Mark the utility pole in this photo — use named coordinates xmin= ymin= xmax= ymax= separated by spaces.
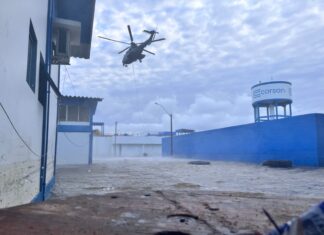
xmin=114 ymin=121 xmax=117 ymax=157
xmin=155 ymin=102 xmax=173 ymax=156
xmin=170 ymin=113 xmax=173 ymax=156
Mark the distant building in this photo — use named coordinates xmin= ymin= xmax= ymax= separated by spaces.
xmin=175 ymin=129 xmax=195 ymax=135
xmin=163 ymin=81 xmax=324 ymax=167
xmin=93 ymin=135 xmax=162 ymax=159
xmin=0 ymin=0 xmax=96 ymax=208
xmin=56 ymin=96 xmax=102 ymax=165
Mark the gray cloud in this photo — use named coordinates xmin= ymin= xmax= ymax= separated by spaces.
xmin=62 ymin=0 xmax=324 ymax=134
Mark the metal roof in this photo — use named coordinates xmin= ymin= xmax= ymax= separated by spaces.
xmin=60 ymin=95 xmax=103 ymax=101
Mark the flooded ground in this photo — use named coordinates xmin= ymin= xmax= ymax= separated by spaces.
xmin=0 ymin=157 xmax=323 ymax=235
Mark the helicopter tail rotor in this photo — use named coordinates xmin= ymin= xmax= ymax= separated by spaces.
xmin=143 ymin=25 xmax=162 ymax=41
xmin=143 ymin=29 xmax=158 ymax=34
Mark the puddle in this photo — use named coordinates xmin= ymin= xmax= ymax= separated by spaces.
xmin=167 ymin=214 xmax=199 ymax=225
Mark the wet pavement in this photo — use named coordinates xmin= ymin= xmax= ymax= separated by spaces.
xmin=53 ymin=157 xmax=324 ymax=199
xmin=0 ymin=157 xmax=323 ymax=235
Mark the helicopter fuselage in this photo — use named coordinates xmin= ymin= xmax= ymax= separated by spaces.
xmin=122 ymin=36 xmax=153 ymax=66
xmin=99 ymin=25 xmax=165 ymax=67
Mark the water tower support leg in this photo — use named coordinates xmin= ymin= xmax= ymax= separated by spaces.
xmin=254 ymin=107 xmax=256 ymax=122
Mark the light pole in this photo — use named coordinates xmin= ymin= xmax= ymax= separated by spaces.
xmin=155 ymin=102 xmax=173 ymax=156
xmin=114 ymin=121 xmax=118 ymax=156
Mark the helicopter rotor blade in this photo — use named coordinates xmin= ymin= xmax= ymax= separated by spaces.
xmin=98 ymin=36 xmax=130 ymax=45
xmin=151 ymin=38 xmax=166 ymax=42
xmin=118 ymin=47 xmax=130 ymax=54
xmin=143 ymin=49 xmax=155 ymax=55
xmin=127 ymin=25 xmax=134 ymax=42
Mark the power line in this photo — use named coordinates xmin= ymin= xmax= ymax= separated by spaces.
xmin=63 ymin=132 xmax=85 ymax=147
xmin=0 ymin=102 xmax=42 ymax=158
xmin=61 ymin=66 xmax=67 ymax=92
xmin=64 ymin=65 xmax=77 ymax=95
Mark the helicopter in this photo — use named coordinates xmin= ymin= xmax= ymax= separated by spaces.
xmin=98 ymin=25 xmax=166 ymax=67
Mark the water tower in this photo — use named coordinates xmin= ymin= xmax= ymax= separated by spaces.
xmin=251 ymin=81 xmax=292 ymax=122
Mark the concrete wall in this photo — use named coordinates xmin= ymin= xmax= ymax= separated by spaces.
xmin=0 ymin=0 xmax=58 ymax=208
xmin=316 ymin=115 xmax=324 ymax=166
xmin=57 ymin=132 xmax=90 ymax=165
xmin=93 ymin=136 xmax=162 ymax=160
xmin=163 ymin=114 xmax=324 ymax=167
xmin=93 ymin=136 xmax=113 ymax=159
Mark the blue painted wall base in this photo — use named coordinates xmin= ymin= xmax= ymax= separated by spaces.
xmin=32 ymin=176 xmax=56 ymax=203
xmin=163 ymin=114 xmax=324 ymax=167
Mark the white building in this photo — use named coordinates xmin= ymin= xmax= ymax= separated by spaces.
xmin=0 ymin=0 xmax=96 ymax=208
xmin=93 ymin=136 xmax=162 ymax=160
xmin=56 ymin=96 xmax=102 ymax=165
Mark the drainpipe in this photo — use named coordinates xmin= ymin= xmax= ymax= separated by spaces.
xmin=53 ymin=65 xmax=60 ymax=176
xmin=40 ymin=0 xmax=54 ymax=200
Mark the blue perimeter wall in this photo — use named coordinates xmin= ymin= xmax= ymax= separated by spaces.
xmin=162 ymin=114 xmax=324 ymax=167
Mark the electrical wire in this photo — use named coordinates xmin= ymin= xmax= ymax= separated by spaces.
xmin=63 ymin=132 xmax=86 ymax=147
xmin=64 ymin=65 xmax=77 ymax=95
xmin=61 ymin=66 xmax=67 ymax=92
xmin=0 ymin=102 xmax=42 ymax=158
xmin=132 ymin=63 xmax=135 ymax=78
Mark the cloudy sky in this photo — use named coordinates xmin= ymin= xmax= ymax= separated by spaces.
xmin=62 ymin=0 xmax=324 ymax=134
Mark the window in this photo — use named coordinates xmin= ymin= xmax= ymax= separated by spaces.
xmin=59 ymin=105 xmax=67 ymax=121
xmin=58 ymin=104 xmax=90 ymax=122
xmin=79 ymin=106 xmax=90 ymax=122
xmin=26 ymin=20 xmax=38 ymax=92
xmin=67 ymin=105 xmax=78 ymax=121
xmin=58 ymin=28 xmax=68 ymax=54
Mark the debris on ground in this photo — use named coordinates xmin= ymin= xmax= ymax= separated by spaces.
xmin=262 ymin=160 xmax=292 ymax=168
xmin=267 ymin=201 xmax=324 ymax=235
xmin=188 ymin=160 xmax=211 ymax=165
xmin=0 ymin=158 xmax=323 ymax=234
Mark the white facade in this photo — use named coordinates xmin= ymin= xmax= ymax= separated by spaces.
xmin=0 ymin=0 xmax=59 ymax=208
xmin=0 ymin=0 xmax=96 ymax=208
xmin=57 ymin=132 xmax=90 ymax=165
xmin=93 ymin=136 xmax=162 ymax=161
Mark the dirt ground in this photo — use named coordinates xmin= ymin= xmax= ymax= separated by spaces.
xmin=0 ymin=157 xmax=323 ymax=235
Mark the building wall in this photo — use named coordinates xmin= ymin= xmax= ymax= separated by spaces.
xmin=57 ymin=132 xmax=90 ymax=165
xmin=0 ymin=0 xmax=58 ymax=208
xmin=93 ymin=136 xmax=113 ymax=159
xmin=163 ymin=114 xmax=324 ymax=167
xmin=93 ymin=136 xmax=162 ymax=160
xmin=316 ymin=115 xmax=324 ymax=166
